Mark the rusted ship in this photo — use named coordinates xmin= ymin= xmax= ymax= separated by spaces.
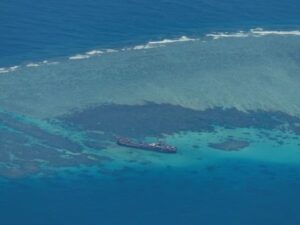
xmin=116 ymin=138 xmax=177 ymax=153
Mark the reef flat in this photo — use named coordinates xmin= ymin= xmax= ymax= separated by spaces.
xmin=1 ymin=35 xmax=300 ymax=119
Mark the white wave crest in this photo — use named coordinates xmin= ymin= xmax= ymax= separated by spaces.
xmin=0 ymin=65 xmax=20 ymax=74
xmin=69 ymin=54 xmax=90 ymax=60
xmin=207 ymin=28 xmax=300 ymax=40
xmin=206 ymin=31 xmax=249 ymax=40
xmin=250 ymin=28 xmax=300 ymax=36
xmin=131 ymin=36 xmax=198 ymax=51
xmin=26 ymin=63 xmax=40 ymax=67
xmin=148 ymin=36 xmax=197 ymax=45
xmin=132 ymin=44 xmax=157 ymax=50
xmin=9 ymin=66 xmax=19 ymax=72
xmin=86 ymin=50 xmax=104 ymax=55
xmin=106 ymin=49 xmax=118 ymax=53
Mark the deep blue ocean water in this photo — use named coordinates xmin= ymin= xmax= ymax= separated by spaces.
xmin=1 ymin=0 xmax=300 ymax=66
xmin=1 ymin=166 xmax=300 ymax=225
xmin=1 ymin=0 xmax=300 ymax=225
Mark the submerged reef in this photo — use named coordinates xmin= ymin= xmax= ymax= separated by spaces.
xmin=208 ymin=139 xmax=250 ymax=151
xmin=1 ymin=102 xmax=300 ymax=178
xmin=61 ymin=102 xmax=300 ymax=138
xmin=0 ymin=111 xmax=111 ymax=178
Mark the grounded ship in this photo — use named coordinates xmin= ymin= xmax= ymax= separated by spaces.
xmin=116 ymin=138 xmax=177 ymax=153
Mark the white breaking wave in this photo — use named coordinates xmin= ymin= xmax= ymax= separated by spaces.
xmin=69 ymin=54 xmax=91 ymax=60
xmin=206 ymin=31 xmax=249 ymax=39
xmin=0 ymin=65 xmax=20 ymax=74
xmin=26 ymin=63 xmax=40 ymax=67
xmin=106 ymin=49 xmax=118 ymax=53
xmin=132 ymin=44 xmax=156 ymax=50
xmin=131 ymin=36 xmax=198 ymax=50
xmin=0 ymin=61 xmax=60 ymax=75
xmin=148 ymin=35 xmax=197 ymax=45
xmin=26 ymin=60 xmax=58 ymax=67
xmin=206 ymin=28 xmax=300 ymax=40
xmin=69 ymin=50 xmax=105 ymax=60
xmin=9 ymin=66 xmax=19 ymax=70
xmin=2 ymin=28 xmax=300 ymax=73
xmin=250 ymin=28 xmax=300 ymax=36
xmin=86 ymin=50 xmax=104 ymax=55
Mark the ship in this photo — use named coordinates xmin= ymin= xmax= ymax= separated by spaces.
xmin=116 ymin=138 xmax=177 ymax=153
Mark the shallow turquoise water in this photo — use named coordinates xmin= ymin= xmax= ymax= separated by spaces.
xmin=1 ymin=130 xmax=300 ymax=225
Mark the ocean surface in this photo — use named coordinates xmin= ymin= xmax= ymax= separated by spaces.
xmin=1 ymin=0 xmax=300 ymax=225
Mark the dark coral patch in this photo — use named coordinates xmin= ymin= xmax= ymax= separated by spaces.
xmin=60 ymin=103 xmax=300 ymax=138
